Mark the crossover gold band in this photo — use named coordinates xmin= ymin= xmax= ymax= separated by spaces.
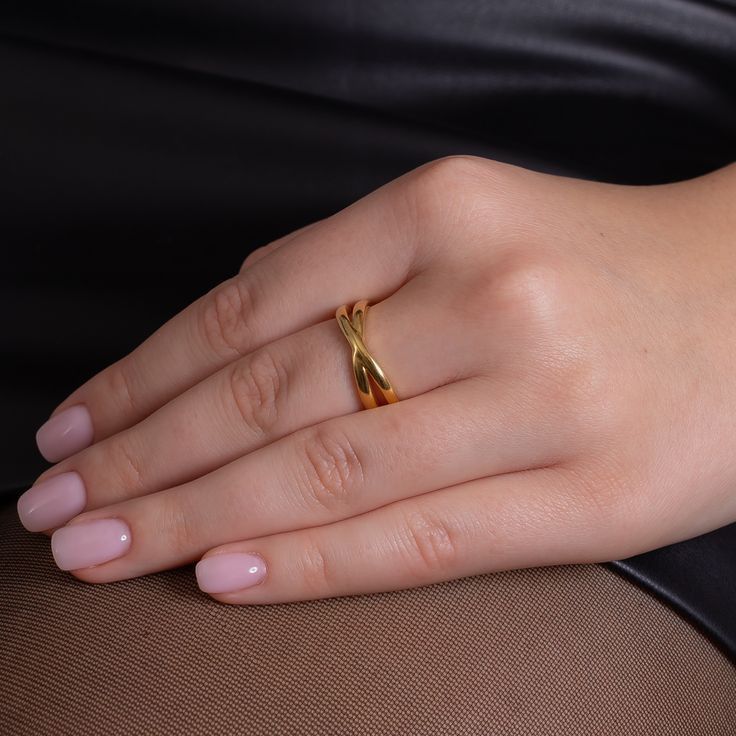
xmin=335 ymin=299 xmax=400 ymax=410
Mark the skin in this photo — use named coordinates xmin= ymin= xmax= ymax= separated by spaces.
xmin=28 ymin=154 xmax=736 ymax=604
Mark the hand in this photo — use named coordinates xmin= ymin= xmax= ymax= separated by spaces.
xmin=17 ymin=155 xmax=736 ymax=604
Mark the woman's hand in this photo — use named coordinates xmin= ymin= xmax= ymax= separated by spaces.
xmin=17 ymin=155 xmax=736 ymax=604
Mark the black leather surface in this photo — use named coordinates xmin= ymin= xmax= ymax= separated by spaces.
xmin=612 ymin=525 xmax=736 ymax=663
xmin=1 ymin=1 xmax=735 ymax=661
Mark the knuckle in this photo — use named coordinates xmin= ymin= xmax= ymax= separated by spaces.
xmin=108 ymin=436 xmax=147 ymax=495
xmin=240 ymin=244 xmax=270 ymax=273
xmin=405 ymin=156 xmax=490 ymax=217
xmin=465 ymin=251 xmax=570 ymax=369
xmin=400 ymin=155 xmax=523 ymax=261
xmin=228 ymin=347 xmax=287 ymax=437
xmin=484 ymin=250 xmax=569 ymax=327
xmin=106 ymin=359 xmax=142 ymax=417
xmin=398 ymin=508 xmax=461 ymax=578
xmin=407 ymin=155 xmax=521 ymax=210
xmin=200 ymin=276 xmax=257 ymax=359
xmin=298 ymin=536 xmax=335 ymax=595
xmin=476 ymin=251 xmax=580 ymax=364
xmin=550 ymin=462 xmax=635 ymax=539
xmin=412 ymin=155 xmax=494 ymax=190
xmin=548 ymin=350 xmax=617 ymax=434
xmin=295 ymin=427 xmax=365 ymax=515
xmin=482 ymin=252 xmax=610 ymax=428
xmin=158 ymin=493 xmax=201 ymax=558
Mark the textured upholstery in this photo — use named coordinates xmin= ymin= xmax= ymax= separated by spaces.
xmin=1 ymin=501 xmax=734 ymax=735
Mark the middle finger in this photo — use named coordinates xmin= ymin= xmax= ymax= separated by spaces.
xmin=50 ymin=370 xmax=570 ymax=582
xmin=21 ymin=272 xmax=478 ymax=532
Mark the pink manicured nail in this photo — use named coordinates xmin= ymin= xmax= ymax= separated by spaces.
xmin=51 ymin=518 xmax=131 ymax=571
xmin=195 ymin=553 xmax=267 ymax=594
xmin=17 ymin=471 xmax=86 ymax=532
xmin=36 ymin=405 xmax=94 ymax=462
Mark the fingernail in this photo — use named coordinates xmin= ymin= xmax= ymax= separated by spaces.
xmin=51 ymin=518 xmax=131 ymax=571
xmin=17 ymin=471 xmax=86 ymax=532
xmin=195 ymin=552 xmax=267 ymax=594
xmin=36 ymin=405 xmax=94 ymax=462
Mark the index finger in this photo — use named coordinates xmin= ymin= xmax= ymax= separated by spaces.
xmin=36 ymin=156 xmax=480 ymax=462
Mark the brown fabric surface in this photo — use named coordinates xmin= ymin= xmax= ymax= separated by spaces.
xmin=0 ymin=501 xmax=734 ymax=736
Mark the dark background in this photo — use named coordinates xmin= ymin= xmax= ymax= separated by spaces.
xmin=2 ymin=1 xmax=735 ymax=490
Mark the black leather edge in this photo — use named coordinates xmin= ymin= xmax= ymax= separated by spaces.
xmin=607 ymin=523 xmax=736 ymax=665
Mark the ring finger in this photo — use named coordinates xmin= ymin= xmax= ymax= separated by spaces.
xmin=20 ymin=270 xmax=485 ymax=532
xmin=49 ymin=372 xmax=574 ymax=583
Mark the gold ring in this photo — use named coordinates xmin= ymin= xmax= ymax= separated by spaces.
xmin=335 ymin=299 xmax=399 ymax=410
